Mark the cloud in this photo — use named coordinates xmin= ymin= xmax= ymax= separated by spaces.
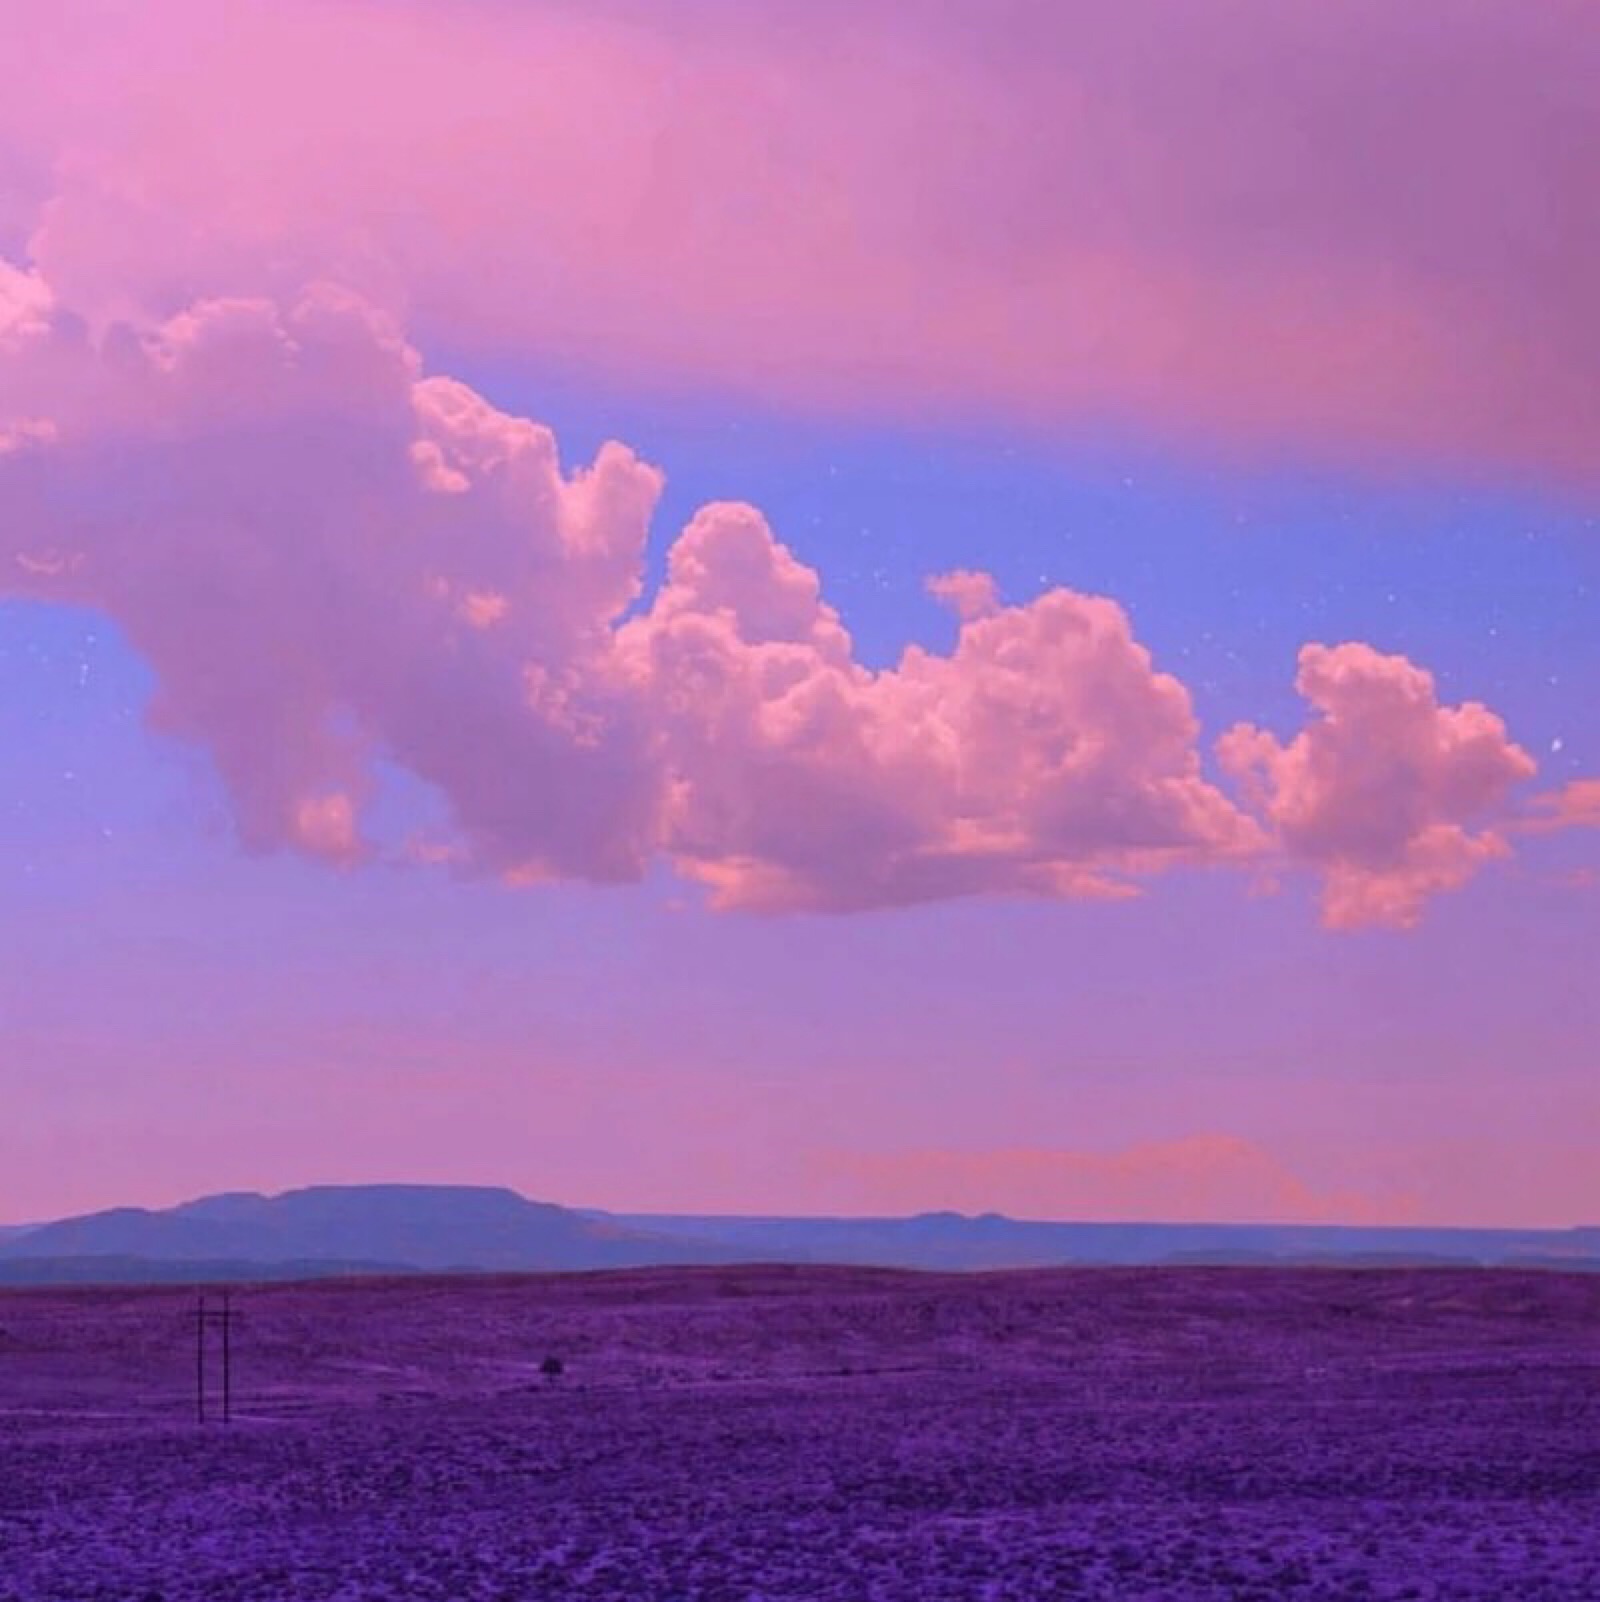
xmin=4 ymin=267 xmax=1257 ymax=907
xmin=624 ymin=507 xmax=1261 ymax=910
xmin=815 ymin=1135 xmax=1411 ymax=1225
xmin=4 ymin=278 xmax=667 ymax=880
xmin=1519 ymin=777 xmax=1600 ymax=834
xmin=926 ymin=570 xmax=1001 ymax=622
xmin=0 ymin=263 xmax=1550 ymax=925
xmin=3 ymin=1 xmax=1600 ymax=482
xmin=1218 ymin=643 xmax=1537 ymax=928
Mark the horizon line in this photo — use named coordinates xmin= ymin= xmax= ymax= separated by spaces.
xmin=4 ymin=1181 xmax=1595 ymax=1237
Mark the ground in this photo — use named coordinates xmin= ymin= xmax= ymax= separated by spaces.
xmin=1 ymin=1265 xmax=1597 ymax=1600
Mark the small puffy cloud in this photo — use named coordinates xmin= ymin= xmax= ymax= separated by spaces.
xmin=292 ymin=792 xmax=362 ymax=864
xmin=1520 ymin=777 xmax=1600 ymax=833
xmin=926 ymin=569 xmax=1000 ymax=621
xmin=1219 ymin=643 xmax=1537 ymax=928
xmin=0 ymin=260 xmax=52 ymax=345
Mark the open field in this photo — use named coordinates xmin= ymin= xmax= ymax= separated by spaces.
xmin=2 ymin=1266 xmax=1597 ymax=1600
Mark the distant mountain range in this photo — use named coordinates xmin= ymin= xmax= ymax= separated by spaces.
xmin=598 ymin=1211 xmax=1600 ymax=1275
xmin=0 ymin=1186 xmax=736 ymax=1284
xmin=0 ymin=1185 xmax=1595 ymax=1285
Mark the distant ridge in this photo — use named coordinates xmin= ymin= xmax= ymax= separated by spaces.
xmin=0 ymin=1254 xmax=414 ymax=1286
xmin=600 ymin=1211 xmax=1600 ymax=1275
xmin=0 ymin=1185 xmax=741 ymax=1283
xmin=0 ymin=1186 xmax=1594 ymax=1286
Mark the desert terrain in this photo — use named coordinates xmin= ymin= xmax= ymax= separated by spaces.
xmin=1 ymin=1265 xmax=1596 ymax=1600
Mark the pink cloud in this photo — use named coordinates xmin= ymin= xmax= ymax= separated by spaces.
xmin=624 ymin=506 xmax=1261 ymax=910
xmin=1 ymin=263 xmax=1269 ymax=913
xmin=1219 ymin=644 xmax=1537 ymax=928
xmin=1519 ymin=777 xmax=1600 ymax=833
xmin=2 ymin=2 xmax=1599 ymax=481
xmin=1 ymin=263 xmax=1551 ymax=926
xmin=4 ymin=278 xmax=666 ymax=880
xmin=292 ymin=792 xmax=362 ymax=865
xmin=926 ymin=570 xmax=1001 ymax=622
xmin=816 ymin=1135 xmax=1412 ymax=1225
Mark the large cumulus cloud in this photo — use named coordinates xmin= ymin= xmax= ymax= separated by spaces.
xmin=1 ymin=263 xmax=1580 ymax=925
xmin=622 ymin=508 xmax=1261 ymax=910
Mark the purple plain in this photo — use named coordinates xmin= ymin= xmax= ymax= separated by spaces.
xmin=2 ymin=1265 xmax=1597 ymax=1600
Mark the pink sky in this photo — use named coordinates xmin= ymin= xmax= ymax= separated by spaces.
xmin=0 ymin=1 xmax=1595 ymax=1227
xmin=7 ymin=1 xmax=1600 ymax=480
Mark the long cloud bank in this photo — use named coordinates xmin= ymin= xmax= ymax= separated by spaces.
xmin=5 ymin=1 xmax=1600 ymax=483
xmin=816 ymin=1135 xmax=1410 ymax=1226
xmin=1 ymin=262 xmax=1568 ymax=926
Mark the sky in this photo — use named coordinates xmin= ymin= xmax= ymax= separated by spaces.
xmin=1 ymin=0 xmax=1596 ymax=1228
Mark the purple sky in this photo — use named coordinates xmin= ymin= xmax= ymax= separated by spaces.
xmin=1 ymin=1 xmax=1596 ymax=1226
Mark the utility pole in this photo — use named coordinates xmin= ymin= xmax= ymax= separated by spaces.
xmin=222 ymin=1288 xmax=232 ymax=1424
xmin=193 ymin=1291 xmax=240 ymax=1425
xmin=195 ymin=1293 xmax=206 ymax=1425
